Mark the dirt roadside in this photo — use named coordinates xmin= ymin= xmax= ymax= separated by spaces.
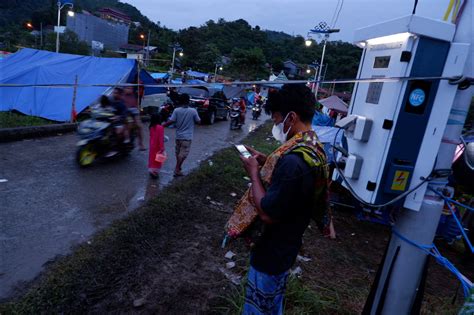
xmin=1 ymin=123 xmax=471 ymax=314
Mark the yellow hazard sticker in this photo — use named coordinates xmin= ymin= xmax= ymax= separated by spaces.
xmin=391 ymin=170 xmax=410 ymax=191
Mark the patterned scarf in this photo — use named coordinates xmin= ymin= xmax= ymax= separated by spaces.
xmin=225 ymin=130 xmax=331 ymax=239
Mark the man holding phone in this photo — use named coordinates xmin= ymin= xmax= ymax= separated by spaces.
xmin=228 ymin=84 xmax=331 ymax=315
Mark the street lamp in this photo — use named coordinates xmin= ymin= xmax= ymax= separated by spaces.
xmin=214 ymin=63 xmax=223 ymax=82
xmin=169 ymin=43 xmax=183 ymax=78
xmin=305 ymin=21 xmax=339 ymax=99
xmin=56 ymin=0 xmax=74 ymax=53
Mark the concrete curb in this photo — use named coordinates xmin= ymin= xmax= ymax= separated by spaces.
xmin=0 ymin=116 xmax=151 ymax=143
xmin=0 ymin=123 xmax=78 ymax=143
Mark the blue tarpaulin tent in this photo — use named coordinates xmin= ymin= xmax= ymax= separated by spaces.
xmin=150 ymin=72 xmax=170 ymax=80
xmin=186 ymin=70 xmax=208 ymax=79
xmin=0 ymin=48 xmax=164 ymax=121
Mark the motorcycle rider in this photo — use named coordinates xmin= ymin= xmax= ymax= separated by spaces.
xmin=239 ymin=96 xmax=246 ymax=125
xmin=107 ymin=88 xmax=131 ymax=156
xmin=123 ymin=86 xmax=146 ymax=150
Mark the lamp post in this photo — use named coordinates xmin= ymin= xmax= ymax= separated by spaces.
xmin=56 ymin=1 xmax=74 ymax=53
xmin=169 ymin=43 xmax=183 ymax=78
xmin=306 ymin=62 xmax=319 ymax=93
xmin=305 ymin=21 xmax=339 ymax=99
xmin=139 ymin=33 xmax=146 ymax=64
xmin=214 ymin=63 xmax=223 ymax=82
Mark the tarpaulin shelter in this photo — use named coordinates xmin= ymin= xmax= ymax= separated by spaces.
xmin=0 ymin=48 xmax=164 ymax=121
xmin=318 ymin=95 xmax=349 ymax=114
xmin=150 ymin=72 xmax=170 ymax=80
xmin=186 ymin=70 xmax=209 ymax=79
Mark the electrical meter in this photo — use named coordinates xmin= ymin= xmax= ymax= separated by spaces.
xmin=338 ymin=15 xmax=470 ymax=211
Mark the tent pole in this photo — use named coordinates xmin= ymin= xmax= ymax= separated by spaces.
xmin=71 ymin=75 xmax=78 ymax=122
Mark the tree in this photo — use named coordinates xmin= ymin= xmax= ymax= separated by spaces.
xmin=43 ymin=30 xmax=90 ymax=55
xmin=229 ymin=47 xmax=267 ymax=80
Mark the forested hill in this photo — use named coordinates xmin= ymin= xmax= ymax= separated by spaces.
xmin=0 ymin=0 xmax=361 ymax=82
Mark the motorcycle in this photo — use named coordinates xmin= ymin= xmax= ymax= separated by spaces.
xmin=252 ymin=103 xmax=262 ymax=120
xmin=76 ymin=107 xmax=135 ymax=167
xmin=229 ymin=102 xmax=242 ymax=130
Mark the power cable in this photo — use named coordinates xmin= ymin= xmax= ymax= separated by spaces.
xmin=331 ymin=128 xmax=435 ymax=209
xmin=412 ymin=0 xmax=419 ymax=14
xmin=0 ymin=75 xmax=471 ymax=89
xmin=330 ymin=0 xmax=342 ymax=28
xmin=333 ymin=0 xmax=344 ymax=28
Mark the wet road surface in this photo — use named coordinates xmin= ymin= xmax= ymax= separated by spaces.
xmin=0 ymin=112 xmax=267 ymax=299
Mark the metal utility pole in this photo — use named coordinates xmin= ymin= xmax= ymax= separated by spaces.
xmin=145 ymin=29 xmax=151 ymax=67
xmin=365 ymin=5 xmax=473 ymax=314
xmin=169 ymin=43 xmax=183 ymax=79
xmin=40 ymin=22 xmax=43 ymax=49
xmin=56 ymin=1 xmax=74 ymax=53
xmin=305 ymin=22 xmax=339 ymax=99
xmin=214 ymin=63 xmax=223 ymax=82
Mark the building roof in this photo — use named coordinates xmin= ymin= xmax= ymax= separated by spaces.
xmin=119 ymin=43 xmax=144 ymax=52
xmin=98 ymin=7 xmax=131 ymax=23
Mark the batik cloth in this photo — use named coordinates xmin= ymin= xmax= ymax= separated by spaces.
xmin=243 ymin=266 xmax=289 ymax=315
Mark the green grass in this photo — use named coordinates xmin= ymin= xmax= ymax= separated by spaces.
xmin=0 ymin=111 xmax=56 ymax=128
xmin=0 ymin=122 xmax=469 ymax=314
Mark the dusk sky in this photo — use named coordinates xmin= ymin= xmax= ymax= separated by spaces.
xmin=121 ymin=0 xmax=448 ymax=42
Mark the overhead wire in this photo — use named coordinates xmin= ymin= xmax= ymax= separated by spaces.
xmin=330 ymin=0 xmax=342 ymax=28
xmin=0 ymin=75 xmax=471 ymax=89
xmin=332 ymin=0 xmax=344 ymax=28
xmin=412 ymin=0 xmax=419 ymax=14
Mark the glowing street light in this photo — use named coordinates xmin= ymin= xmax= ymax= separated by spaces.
xmin=305 ymin=39 xmax=312 ymax=47
xmin=306 ymin=68 xmax=311 ymax=74
xmin=55 ymin=1 xmax=74 ymax=53
xmin=26 ymin=22 xmax=33 ymax=29
xmin=169 ymin=43 xmax=183 ymax=77
xmin=214 ymin=63 xmax=223 ymax=82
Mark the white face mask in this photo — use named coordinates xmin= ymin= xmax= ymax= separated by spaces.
xmin=272 ymin=113 xmax=292 ymax=143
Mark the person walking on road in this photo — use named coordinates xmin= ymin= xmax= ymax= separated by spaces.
xmin=148 ymin=113 xmax=166 ymax=178
xmin=162 ymin=94 xmax=201 ymax=177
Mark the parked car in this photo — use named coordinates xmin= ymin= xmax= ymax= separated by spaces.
xmin=177 ymin=86 xmax=230 ymax=124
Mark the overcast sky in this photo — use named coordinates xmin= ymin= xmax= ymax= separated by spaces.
xmin=121 ymin=0 xmax=448 ymax=42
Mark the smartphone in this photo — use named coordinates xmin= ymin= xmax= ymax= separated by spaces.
xmin=235 ymin=144 xmax=252 ymax=158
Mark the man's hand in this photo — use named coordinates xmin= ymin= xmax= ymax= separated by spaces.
xmin=239 ymin=155 xmax=260 ymax=179
xmin=244 ymin=145 xmax=267 ymax=166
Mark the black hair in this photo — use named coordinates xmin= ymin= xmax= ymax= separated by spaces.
xmin=179 ymin=93 xmax=190 ymax=105
xmin=99 ymin=95 xmax=110 ymax=107
xmin=113 ymin=87 xmax=124 ymax=94
xmin=149 ymin=113 xmax=163 ymax=128
xmin=264 ymin=84 xmax=316 ymax=123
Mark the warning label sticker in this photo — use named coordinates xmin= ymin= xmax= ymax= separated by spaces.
xmin=391 ymin=170 xmax=410 ymax=191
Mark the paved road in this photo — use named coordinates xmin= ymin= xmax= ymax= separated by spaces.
xmin=0 ymin=112 xmax=267 ymax=299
